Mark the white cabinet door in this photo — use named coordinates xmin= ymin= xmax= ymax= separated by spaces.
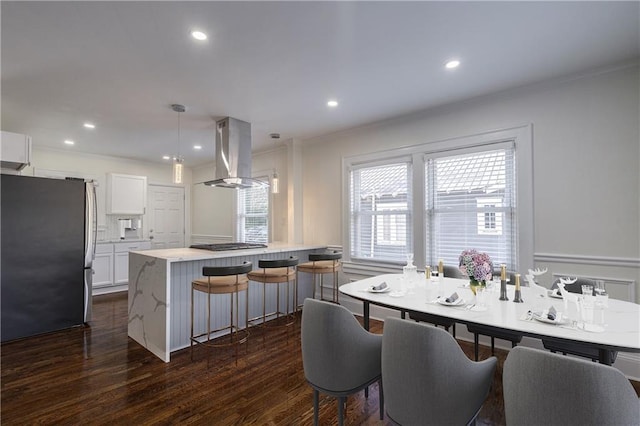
xmin=114 ymin=252 xmax=129 ymax=284
xmin=1 ymin=131 xmax=32 ymax=170
xmin=106 ymin=173 xmax=147 ymax=215
xmin=93 ymin=252 xmax=114 ymax=287
xmin=114 ymin=241 xmax=151 ymax=285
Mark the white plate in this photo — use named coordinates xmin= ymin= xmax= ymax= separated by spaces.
xmin=437 ymin=297 xmax=465 ymax=306
xmin=533 ymin=313 xmax=567 ymax=325
xmin=368 ymin=286 xmax=391 ymax=293
xmin=547 ymin=289 xmax=563 ymax=299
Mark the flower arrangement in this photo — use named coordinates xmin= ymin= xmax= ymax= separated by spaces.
xmin=459 ymin=249 xmax=494 ymax=284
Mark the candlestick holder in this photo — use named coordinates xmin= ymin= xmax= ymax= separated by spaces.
xmin=513 ymin=289 xmax=524 ymax=303
xmin=499 ymin=279 xmax=509 ymax=301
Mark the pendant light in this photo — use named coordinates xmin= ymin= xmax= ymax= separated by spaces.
xmin=171 ymin=104 xmax=186 ymax=184
xmin=270 ymin=133 xmax=280 ymax=194
xmin=271 ymin=170 xmax=279 ymax=194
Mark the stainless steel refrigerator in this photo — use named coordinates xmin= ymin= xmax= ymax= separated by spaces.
xmin=1 ymin=174 xmax=96 ymax=342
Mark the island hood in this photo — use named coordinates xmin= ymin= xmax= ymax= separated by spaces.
xmin=204 ymin=117 xmax=267 ymax=189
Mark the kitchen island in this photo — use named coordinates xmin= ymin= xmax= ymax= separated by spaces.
xmin=128 ymin=243 xmax=326 ymax=362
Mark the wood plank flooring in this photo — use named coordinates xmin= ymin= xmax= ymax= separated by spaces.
xmin=2 ymin=292 xmax=638 ymax=425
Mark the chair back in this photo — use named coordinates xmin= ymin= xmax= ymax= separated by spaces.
xmin=202 ymin=262 xmax=253 ymax=276
xmin=442 ymin=265 xmax=466 ymax=279
xmin=551 ymin=277 xmax=596 ymax=295
xmin=308 ymin=251 xmax=342 ymax=262
xmin=257 ymin=256 xmax=298 ymax=269
xmin=382 ymin=317 xmax=497 ymax=425
xmin=301 ymin=298 xmax=381 ymax=393
xmin=503 ymin=346 xmax=640 ymax=426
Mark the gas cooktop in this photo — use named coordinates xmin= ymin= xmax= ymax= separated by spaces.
xmin=190 ymin=243 xmax=268 ymax=251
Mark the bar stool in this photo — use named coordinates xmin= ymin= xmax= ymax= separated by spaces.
xmin=190 ymin=262 xmax=252 ymax=360
xmin=298 ymin=251 xmax=342 ymax=304
xmin=247 ymin=256 xmax=299 ymax=328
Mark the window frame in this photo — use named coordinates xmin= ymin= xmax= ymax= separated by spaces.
xmin=235 ymin=175 xmax=271 ymax=244
xmin=342 ymin=125 xmax=533 ymax=272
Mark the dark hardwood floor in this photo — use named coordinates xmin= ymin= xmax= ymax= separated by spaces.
xmin=2 ymin=293 xmax=638 ymax=425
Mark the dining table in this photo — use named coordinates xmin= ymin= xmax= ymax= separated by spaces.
xmin=339 ymin=274 xmax=640 ymax=365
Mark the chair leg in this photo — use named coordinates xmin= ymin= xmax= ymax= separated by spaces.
xmin=378 ymin=378 xmax=384 ymax=420
xmin=365 ymin=386 xmax=369 ymax=398
xmin=338 ymin=396 xmax=345 ymax=426
xmin=474 ymin=333 xmax=479 ymax=361
xmin=313 ymin=389 xmax=319 ymax=426
xmin=491 ymin=337 xmax=495 ymax=355
xmin=452 ymin=323 xmax=456 ymax=338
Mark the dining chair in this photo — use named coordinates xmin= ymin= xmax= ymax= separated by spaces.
xmin=544 ymin=277 xmax=617 ymax=362
xmin=503 ymin=346 xmax=640 ymax=426
xmin=300 ymin=298 xmax=383 ymax=426
xmin=382 ymin=317 xmax=497 ymax=426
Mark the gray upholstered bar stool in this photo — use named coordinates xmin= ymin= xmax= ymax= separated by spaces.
xmin=190 ymin=262 xmax=252 ymax=360
xmin=247 ymin=256 xmax=299 ymax=328
xmin=297 ymin=251 xmax=342 ymax=304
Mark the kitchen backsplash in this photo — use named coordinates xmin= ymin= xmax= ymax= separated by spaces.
xmin=101 ymin=215 xmax=144 ymax=241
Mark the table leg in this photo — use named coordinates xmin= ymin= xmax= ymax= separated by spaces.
xmin=363 ymin=301 xmax=370 ymax=331
xmin=599 ymin=348 xmax=615 ymax=365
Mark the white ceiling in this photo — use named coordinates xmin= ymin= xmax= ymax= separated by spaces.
xmin=2 ymin=1 xmax=638 ymax=167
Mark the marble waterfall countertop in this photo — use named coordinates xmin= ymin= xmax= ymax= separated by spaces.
xmin=131 ymin=242 xmax=326 ymax=262
xmin=128 ymin=243 xmax=328 ymax=362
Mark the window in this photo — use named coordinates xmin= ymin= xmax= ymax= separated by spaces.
xmin=426 ymin=147 xmax=516 ymax=269
xmin=343 ymin=125 xmax=533 ymax=272
xmin=349 ymin=161 xmax=412 ymax=263
xmin=237 ymin=178 xmax=269 ymax=244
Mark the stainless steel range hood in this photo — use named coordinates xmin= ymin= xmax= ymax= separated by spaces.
xmin=204 ymin=117 xmax=267 ymax=189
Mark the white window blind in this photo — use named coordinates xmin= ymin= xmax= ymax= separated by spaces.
xmin=349 ymin=161 xmax=412 ymax=263
xmin=425 ymin=146 xmax=517 ymax=270
xmin=237 ymin=178 xmax=269 ymax=244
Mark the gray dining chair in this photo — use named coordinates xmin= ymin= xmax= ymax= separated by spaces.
xmin=503 ymin=346 xmax=640 ymax=426
xmin=382 ymin=317 xmax=497 ymax=425
xmin=300 ymin=298 xmax=383 ymax=426
xmin=544 ymin=277 xmax=617 ymax=363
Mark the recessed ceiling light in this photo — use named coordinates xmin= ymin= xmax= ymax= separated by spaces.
xmin=327 ymin=100 xmax=339 ymax=108
xmin=64 ymin=140 xmax=75 ymax=145
xmin=191 ymin=30 xmax=207 ymax=41
xmin=83 ymin=123 xmax=95 ymax=129
xmin=445 ymin=60 xmax=460 ymax=69
xmin=162 ymin=155 xmax=171 ymax=160
xmin=193 ymin=145 xmax=202 ymax=150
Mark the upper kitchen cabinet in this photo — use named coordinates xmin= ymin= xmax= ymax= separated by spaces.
xmin=0 ymin=131 xmax=32 ymax=171
xmin=106 ymin=173 xmax=147 ymax=215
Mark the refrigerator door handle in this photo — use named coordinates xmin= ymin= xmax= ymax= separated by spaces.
xmin=84 ymin=181 xmax=97 ymax=323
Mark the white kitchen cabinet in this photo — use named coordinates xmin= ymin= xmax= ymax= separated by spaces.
xmin=106 ymin=173 xmax=147 ymax=215
xmin=114 ymin=241 xmax=151 ymax=285
xmin=1 ymin=131 xmax=32 ymax=170
xmin=93 ymin=241 xmax=150 ymax=291
xmin=93 ymin=243 xmax=114 ymax=287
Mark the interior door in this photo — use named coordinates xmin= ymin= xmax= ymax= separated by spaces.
xmin=147 ymin=185 xmax=185 ymax=249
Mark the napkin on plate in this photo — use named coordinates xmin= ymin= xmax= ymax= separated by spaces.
xmin=546 ymin=306 xmax=557 ymax=321
xmin=371 ymin=282 xmax=388 ymax=291
xmin=445 ymin=292 xmax=459 ymax=303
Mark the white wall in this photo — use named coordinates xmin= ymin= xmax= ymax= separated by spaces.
xmin=301 ymin=64 xmax=640 ymax=302
xmin=191 ymin=163 xmax=235 ymax=243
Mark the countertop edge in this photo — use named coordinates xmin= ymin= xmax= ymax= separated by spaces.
xmin=130 ymin=244 xmax=328 ymax=262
